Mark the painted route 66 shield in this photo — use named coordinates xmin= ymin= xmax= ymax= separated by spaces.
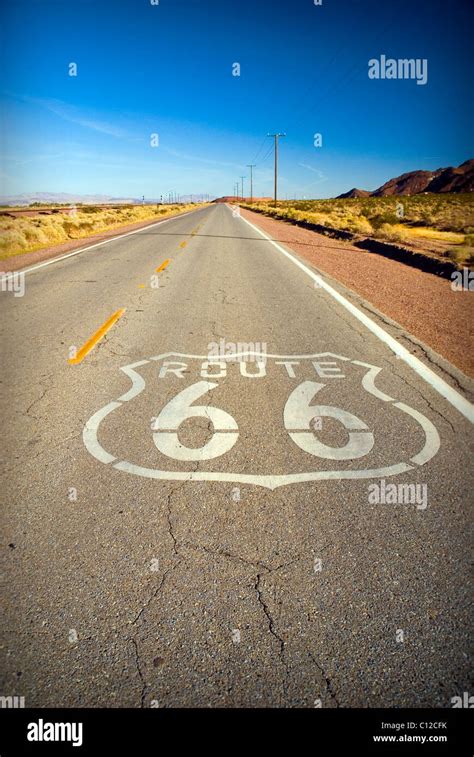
xmin=83 ymin=351 xmax=440 ymax=490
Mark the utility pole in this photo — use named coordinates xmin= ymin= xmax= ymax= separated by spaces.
xmin=267 ymin=133 xmax=286 ymax=207
xmin=240 ymin=176 xmax=245 ymax=201
xmin=247 ymin=164 xmax=255 ymax=203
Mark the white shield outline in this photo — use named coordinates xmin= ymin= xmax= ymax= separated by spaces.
xmin=83 ymin=352 xmax=440 ymax=490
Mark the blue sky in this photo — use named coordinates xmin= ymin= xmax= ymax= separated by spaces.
xmin=1 ymin=0 xmax=473 ymax=199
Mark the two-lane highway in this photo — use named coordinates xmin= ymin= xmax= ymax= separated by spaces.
xmin=0 ymin=203 xmax=472 ymax=707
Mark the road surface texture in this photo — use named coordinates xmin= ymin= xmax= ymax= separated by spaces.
xmin=1 ymin=203 xmax=472 ymax=708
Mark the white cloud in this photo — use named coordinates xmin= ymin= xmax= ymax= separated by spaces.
xmin=14 ymin=94 xmax=130 ymax=138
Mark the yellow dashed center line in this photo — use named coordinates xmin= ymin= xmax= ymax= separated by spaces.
xmin=138 ymin=284 xmax=146 ymax=288
xmin=68 ymin=308 xmax=126 ymax=365
xmin=155 ymin=259 xmax=170 ymax=273
xmin=179 ymin=241 xmax=187 ymax=248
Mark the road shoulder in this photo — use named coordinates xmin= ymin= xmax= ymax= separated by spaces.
xmin=240 ymin=206 xmax=474 ymax=382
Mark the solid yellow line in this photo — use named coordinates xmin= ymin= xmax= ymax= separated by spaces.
xmin=155 ymin=259 xmax=170 ymax=272
xmin=68 ymin=308 xmax=126 ymax=365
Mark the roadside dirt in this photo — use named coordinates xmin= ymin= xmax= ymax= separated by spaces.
xmin=241 ymin=207 xmax=474 ymax=379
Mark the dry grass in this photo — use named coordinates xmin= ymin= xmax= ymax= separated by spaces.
xmin=0 ymin=204 xmax=199 ymax=260
xmin=242 ymin=194 xmax=474 ymax=265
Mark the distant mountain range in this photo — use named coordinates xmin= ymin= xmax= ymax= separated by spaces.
xmin=336 ymin=159 xmax=474 ymax=199
xmin=0 ymin=192 xmax=211 ymax=206
xmin=0 ymin=192 xmax=136 ymax=206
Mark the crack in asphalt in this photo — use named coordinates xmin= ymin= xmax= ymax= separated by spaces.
xmin=130 ymin=638 xmax=147 ymax=708
xmin=130 ymin=562 xmax=180 ymax=627
xmin=254 ymin=573 xmax=289 ymax=703
xmin=217 ymin=288 xmax=229 ymax=306
xmin=24 ymin=385 xmax=50 ymax=420
xmin=128 ymin=560 xmax=182 ymax=707
xmin=128 ymin=464 xmax=303 ymax=707
xmin=127 ymin=475 xmax=197 ymax=707
xmin=395 ymin=331 xmax=472 ymax=398
xmin=96 ymin=332 xmax=135 ymax=361
xmin=181 ymin=541 xmax=284 ymax=573
xmin=166 ymin=490 xmax=180 ymax=557
xmin=382 ymin=357 xmax=456 ymax=434
xmin=25 ymin=428 xmax=86 ymax=462
xmin=308 ymin=651 xmax=341 ymax=707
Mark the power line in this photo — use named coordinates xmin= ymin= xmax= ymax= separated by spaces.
xmin=251 ymin=135 xmax=269 ymax=164
xmin=258 ymin=143 xmax=275 ymax=166
xmin=288 ymin=0 xmax=410 ymax=132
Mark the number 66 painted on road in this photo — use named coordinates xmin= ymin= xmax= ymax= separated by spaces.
xmin=152 ymin=380 xmax=374 ymax=462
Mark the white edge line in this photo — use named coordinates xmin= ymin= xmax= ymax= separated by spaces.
xmin=2 ymin=208 xmax=200 ymax=278
xmin=238 ymin=212 xmax=474 ymax=424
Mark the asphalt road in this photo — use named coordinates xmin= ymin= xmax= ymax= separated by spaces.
xmin=1 ymin=203 xmax=472 ymax=708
